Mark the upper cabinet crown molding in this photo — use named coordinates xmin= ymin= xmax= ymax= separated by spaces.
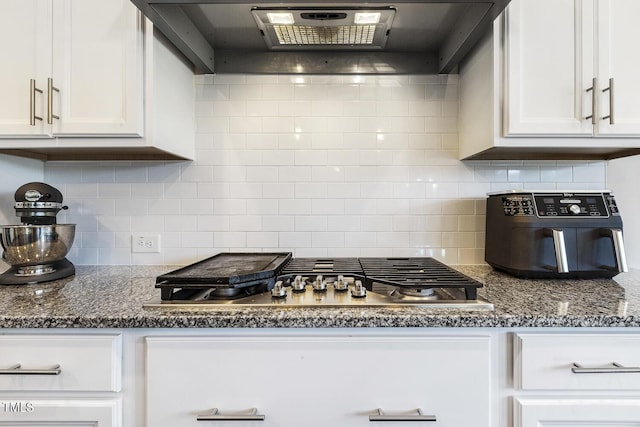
xmin=459 ymin=0 xmax=640 ymax=160
xmin=0 ymin=0 xmax=194 ymax=161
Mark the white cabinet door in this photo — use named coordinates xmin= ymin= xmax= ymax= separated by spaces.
xmin=0 ymin=334 xmax=122 ymax=392
xmin=51 ymin=0 xmax=144 ymax=136
xmin=503 ymin=0 xmax=594 ymax=136
xmin=596 ymin=0 xmax=640 ymax=136
xmin=515 ymin=398 xmax=640 ymax=427
xmin=515 ymin=333 xmax=640 ymax=391
xmin=0 ymin=399 xmax=121 ymax=426
xmin=0 ymin=0 xmax=52 ymax=137
xmin=146 ymin=335 xmax=491 ymax=427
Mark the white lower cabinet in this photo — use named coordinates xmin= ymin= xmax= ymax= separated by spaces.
xmin=513 ymin=332 xmax=640 ymax=427
xmin=515 ymin=398 xmax=640 ymax=427
xmin=0 ymin=333 xmax=123 ymax=426
xmin=146 ymin=334 xmax=492 ymax=427
xmin=0 ymin=398 xmax=121 ymax=426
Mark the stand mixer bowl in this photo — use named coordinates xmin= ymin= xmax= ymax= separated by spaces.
xmin=0 ymin=224 xmax=75 ymax=267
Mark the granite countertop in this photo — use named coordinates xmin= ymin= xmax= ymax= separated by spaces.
xmin=0 ymin=264 xmax=639 ymax=328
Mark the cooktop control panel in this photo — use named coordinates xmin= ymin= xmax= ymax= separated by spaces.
xmin=500 ymin=192 xmax=618 ymax=217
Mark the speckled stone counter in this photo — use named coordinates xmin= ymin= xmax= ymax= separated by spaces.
xmin=0 ymin=264 xmax=639 ymax=328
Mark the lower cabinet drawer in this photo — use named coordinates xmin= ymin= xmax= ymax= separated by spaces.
xmin=515 ymin=398 xmax=640 ymax=427
xmin=0 ymin=334 xmax=122 ymax=392
xmin=0 ymin=398 xmax=121 ymax=426
xmin=515 ymin=332 xmax=640 ymax=390
xmin=146 ymin=335 xmax=491 ymax=427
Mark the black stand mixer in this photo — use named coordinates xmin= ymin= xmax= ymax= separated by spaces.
xmin=0 ymin=183 xmax=76 ymax=285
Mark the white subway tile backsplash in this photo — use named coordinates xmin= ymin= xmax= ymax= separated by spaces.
xmin=230 ymin=215 xmax=262 ymax=231
xmin=279 ymin=231 xmax=312 ymax=247
xmin=295 ymin=216 xmax=327 ymax=231
xmin=40 ymin=74 xmax=607 ymax=266
xmin=279 ymin=199 xmax=312 ymax=215
xmin=115 ymin=199 xmax=147 ymax=216
xmin=197 ymin=215 xmax=230 ymax=231
xmin=247 ymin=232 xmax=279 ymax=247
xmin=263 ymin=183 xmax=295 ymax=198
xmin=312 ymin=232 xmax=345 ymax=247
xmin=181 ymin=199 xmax=214 ymax=215
xmin=182 ymin=231 xmax=214 ymax=248
xmin=263 ymin=216 xmax=295 ymax=231
xmin=98 ymin=184 xmax=131 ymax=199
xmin=97 ymin=216 xmax=131 ymax=232
xmin=131 ymin=215 xmax=163 ymax=232
xmin=214 ymin=231 xmax=246 ymax=247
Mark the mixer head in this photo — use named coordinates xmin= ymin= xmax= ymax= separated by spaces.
xmin=13 ymin=182 xmax=67 ymax=225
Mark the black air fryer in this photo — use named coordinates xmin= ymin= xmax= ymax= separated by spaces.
xmin=485 ymin=191 xmax=628 ymax=278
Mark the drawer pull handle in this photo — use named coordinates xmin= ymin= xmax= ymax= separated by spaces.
xmin=196 ymin=407 xmax=265 ymax=421
xmin=0 ymin=364 xmax=61 ymax=375
xmin=369 ymin=408 xmax=436 ymax=422
xmin=572 ymin=362 xmax=640 ymax=374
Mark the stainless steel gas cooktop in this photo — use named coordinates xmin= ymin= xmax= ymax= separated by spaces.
xmin=144 ymin=253 xmax=493 ymax=311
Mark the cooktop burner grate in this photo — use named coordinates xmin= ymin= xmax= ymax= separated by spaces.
xmin=277 ymin=257 xmax=365 ymax=280
xmin=358 ymin=257 xmax=483 ymax=300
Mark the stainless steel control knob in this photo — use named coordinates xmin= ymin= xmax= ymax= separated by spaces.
xmin=334 ymin=275 xmax=348 ymax=291
xmin=351 ymin=280 xmax=366 ymax=298
xmin=569 ymin=204 xmax=581 ymax=214
xmin=292 ymin=275 xmax=306 ymax=292
xmin=271 ymin=281 xmax=287 ymax=298
xmin=312 ymin=275 xmax=327 ymax=291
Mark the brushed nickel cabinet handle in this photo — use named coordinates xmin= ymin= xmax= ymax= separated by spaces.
xmin=196 ymin=408 xmax=265 ymax=421
xmin=572 ymin=362 xmax=640 ymax=374
xmin=602 ymin=77 xmax=614 ymax=124
xmin=585 ymin=77 xmax=597 ymax=125
xmin=29 ymin=79 xmax=43 ymax=126
xmin=369 ymin=408 xmax=436 ymax=422
xmin=47 ymin=77 xmax=60 ymax=124
xmin=0 ymin=363 xmax=61 ymax=375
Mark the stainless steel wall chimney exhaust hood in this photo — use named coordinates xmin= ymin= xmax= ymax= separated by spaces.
xmin=130 ymin=0 xmax=511 ymax=74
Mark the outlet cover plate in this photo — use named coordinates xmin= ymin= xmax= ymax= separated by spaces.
xmin=132 ymin=234 xmax=161 ymax=253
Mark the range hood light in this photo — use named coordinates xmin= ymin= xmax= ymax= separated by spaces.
xmin=354 ymin=12 xmax=381 ymax=25
xmin=267 ymin=12 xmax=295 ymax=25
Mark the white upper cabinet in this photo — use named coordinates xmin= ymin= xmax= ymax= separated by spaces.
xmin=504 ymin=0 xmax=594 ymax=136
xmin=459 ymin=0 xmax=640 ymax=160
xmin=0 ymin=0 xmax=52 ymax=137
xmin=505 ymin=0 xmax=640 ymax=138
xmin=0 ymin=0 xmax=194 ymax=161
xmin=596 ymin=0 xmax=640 ymax=136
xmin=51 ymin=0 xmax=143 ymax=136
xmin=0 ymin=0 xmax=142 ymax=138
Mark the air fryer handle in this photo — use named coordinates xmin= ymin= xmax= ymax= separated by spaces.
xmin=543 ymin=228 xmax=569 ymax=273
xmin=601 ymin=228 xmax=628 ymax=273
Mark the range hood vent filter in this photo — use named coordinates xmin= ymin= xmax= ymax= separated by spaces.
xmin=273 ymin=24 xmax=377 ymax=46
xmin=253 ymin=7 xmax=395 ymax=50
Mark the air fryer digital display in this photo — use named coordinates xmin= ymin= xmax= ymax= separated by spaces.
xmin=533 ymin=193 xmax=609 ymax=217
xmin=499 ymin=192 xmax=618 ymax=217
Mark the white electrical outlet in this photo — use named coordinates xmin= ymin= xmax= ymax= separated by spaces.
xmin=132 ymin=234 xmax=161 ymax=253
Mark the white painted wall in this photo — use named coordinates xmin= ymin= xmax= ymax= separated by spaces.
xmin=607 ymin=156 xmax=640 ymax=268
xmin=34 ymin=74 xmax=608 ymax=266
